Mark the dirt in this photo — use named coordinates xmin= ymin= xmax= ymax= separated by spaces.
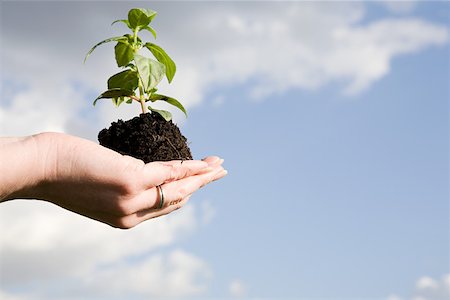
xmin=98 ymin=112 xmax=192 ymax=163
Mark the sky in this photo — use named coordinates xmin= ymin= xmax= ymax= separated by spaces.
xmin=0 ymin=1 xmax=449 ymax=299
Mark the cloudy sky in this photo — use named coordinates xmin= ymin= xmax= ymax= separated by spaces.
xmin=0 ymin=1 xmax=449 ymax=299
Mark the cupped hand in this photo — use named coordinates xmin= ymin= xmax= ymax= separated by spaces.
xmin=11 ymin=132 xmax=227 ymax=228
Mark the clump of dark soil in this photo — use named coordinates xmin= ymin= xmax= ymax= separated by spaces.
xmin=98 ymin=113 xmax=192 ymax=163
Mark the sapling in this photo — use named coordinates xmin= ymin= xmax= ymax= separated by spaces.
xmin=85 ymin=8 xmax=192 ymax=163
xmin=85 ymin=8 xmax=186 ymax=121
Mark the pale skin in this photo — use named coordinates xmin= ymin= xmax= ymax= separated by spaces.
xmin=0 ymin=132 xmax=227 ymax=229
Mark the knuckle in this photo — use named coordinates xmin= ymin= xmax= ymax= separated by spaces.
xmin=169 ymin=164 xmax=179 ymax=180
xmin=168 ymin=164 xmax=188 ymax=181
xmin=113 ymin=199 xmax=133 ymax=216
xmin=117 ymin=158 xmax=146 ymax=194
xmin=123 ymin=155 xmax=145 ymax=171
xmin=111 ymin=216 xmax=135 ymax=230
xmin=117 ymin=174 xmax=140 ymax=195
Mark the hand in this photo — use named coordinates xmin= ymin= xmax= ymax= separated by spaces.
xmin=0 ymin=132 xmax=227 ymax=228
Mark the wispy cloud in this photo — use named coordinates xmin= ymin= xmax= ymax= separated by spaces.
xmin=1 ymin=2 xmax=447 ymax=137
xmin=229 ymin=279 xmax=248 ymax=298
xmin=381 ymin=1 xmax=418 ymax=14
xmin=80 ymin=249 xmax=212 ymax=298
xmin=387 ymin=274 xmax=450 ymax=300
xmin=0 ymin=200 xmax=212 ymax=298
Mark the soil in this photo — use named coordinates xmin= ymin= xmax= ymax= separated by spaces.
xmin=98 ymin=112 xmax=192 ymax=163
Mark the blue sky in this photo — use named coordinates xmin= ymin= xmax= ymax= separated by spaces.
xmin=185 ymin=34 xmax=449 ymax=299
xmin=0 ymin=1 xmax=449 ymax=299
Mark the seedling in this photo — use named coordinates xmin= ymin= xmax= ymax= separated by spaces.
xmin=85 ymin=8 xmax=186 ymax=121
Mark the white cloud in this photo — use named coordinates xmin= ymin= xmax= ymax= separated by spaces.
xmin=387 ymin=274 xmax=450 ymax=300
xmin=413 ymin=274 xmax=450 ymax=300
xmin=382 ymin=1 xmax=418 ymax=14
xmin=81 ymin=249 xmax=211 ymax=298
xmin=325 ymin=18 xmax=448 ymax=95
xmin=200 ymin=200 xmax=216 ymax=225
xmin=416 ymin=276 xmax=440 ymax=290
xmin=0 ymin=200 xmax=212 ymax=298
xmin=176 ymin=2 xmax=447 ymax=98
xmin=0 ymin=290 xmax=29 ymax=300
xmin=1 ymin=2 xmax=447 ymax=138
xmin=229 ymin=279 xmax=247 ymax=298
xmin=387 ymin=294 xmax=404 ymax=300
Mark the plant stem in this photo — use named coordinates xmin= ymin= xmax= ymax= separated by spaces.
xmin=133 ymin=28 xmax=138 ymax=45
xmin=129 ymin=95 xmax=141 ymax=102
xmin=139 ymin=99 xmax=147 ymax=114
xmin=138 ymin=80 xmax=147 ymax=114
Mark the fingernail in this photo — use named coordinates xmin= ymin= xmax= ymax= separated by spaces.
xmin=204 ymin=156 xmax=221 ymax=165
xmin=210 ymin=158 xmax=224 ymax=167
xmin=214 ymin=169 xmax=228 ymax=180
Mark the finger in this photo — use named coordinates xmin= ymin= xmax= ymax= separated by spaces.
xmin=204 ymin=157 xmax=224 ymax=168
xmin=202 ymin=156 xmax=221 ymax=165
xmin=122 ymin=196 xmax=191 ymax=228
xmin=120 ymin=178 xmax=185 ymax=214
xmin=160 ymin=157 xmax=223 ymax=167
xmin=87 ymin=163 xmax=226 ymax=228
xmin=212 ymin=169 xmax=228 ymax=182
xmin=128 ymin=165 xmax=225 ymax=213
xmin=142 ymin=159 xmax=210 ymax=187
xmin=73 ymin=196 xmax=190 ymax=229
xmin=156 ymin=166 xmax=225 ymax=208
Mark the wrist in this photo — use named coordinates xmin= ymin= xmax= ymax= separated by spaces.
xmin=0 ymin=132 xmax=57 ymax=202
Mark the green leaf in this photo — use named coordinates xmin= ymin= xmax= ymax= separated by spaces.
xmin=134 ymin=54 xmax=165 ymax=92
xmin=146 ymin=10 xmax=157 ymax=22
xmin=111 ymin=19 xmax=132 ymax=29
xmin=144 ymin=43 xmax=176 ymax=83
xmin=114 ymin=41 xmax=135 ymax=67
xmin=140 ymin=26 xmax=157 ymax=39
xmin=148 ymin=106 xmax=172 ymax=121
xmin=128 ymin=8 xmax=157 ymax=29
xmin=107 ymin=69 xmax=139 ymax=92
xmin=149 ymin=94 xmax=187 ymax=117
xmin=112 ymin=96 xmax=126 ymax=107
xmin=84 ymin=36 xmax=127 ymax=63
xmin=93 ymin=88 xmax=134 ymax=106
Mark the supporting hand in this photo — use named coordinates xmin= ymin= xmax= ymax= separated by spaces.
xmin=0 ymin=133 xmax=227 ymax=228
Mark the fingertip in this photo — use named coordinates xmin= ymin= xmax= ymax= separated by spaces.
xmin=202 ymin=156 xmax=221 ymax=165
xmin=211 ymin=168 xmax=227 ymax=182
xmin=216 ymin=169 xmax=228 ymax=180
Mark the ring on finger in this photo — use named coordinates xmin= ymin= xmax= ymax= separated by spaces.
xmin=156 ymin=185 xmax=165 ymax=209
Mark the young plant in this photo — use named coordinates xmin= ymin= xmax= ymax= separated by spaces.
xmin=85 ymin=8 xmax=186 ymax=121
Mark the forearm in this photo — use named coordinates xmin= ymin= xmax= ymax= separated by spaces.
xmin=0 ymin=134 xmax=50 ymax=202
